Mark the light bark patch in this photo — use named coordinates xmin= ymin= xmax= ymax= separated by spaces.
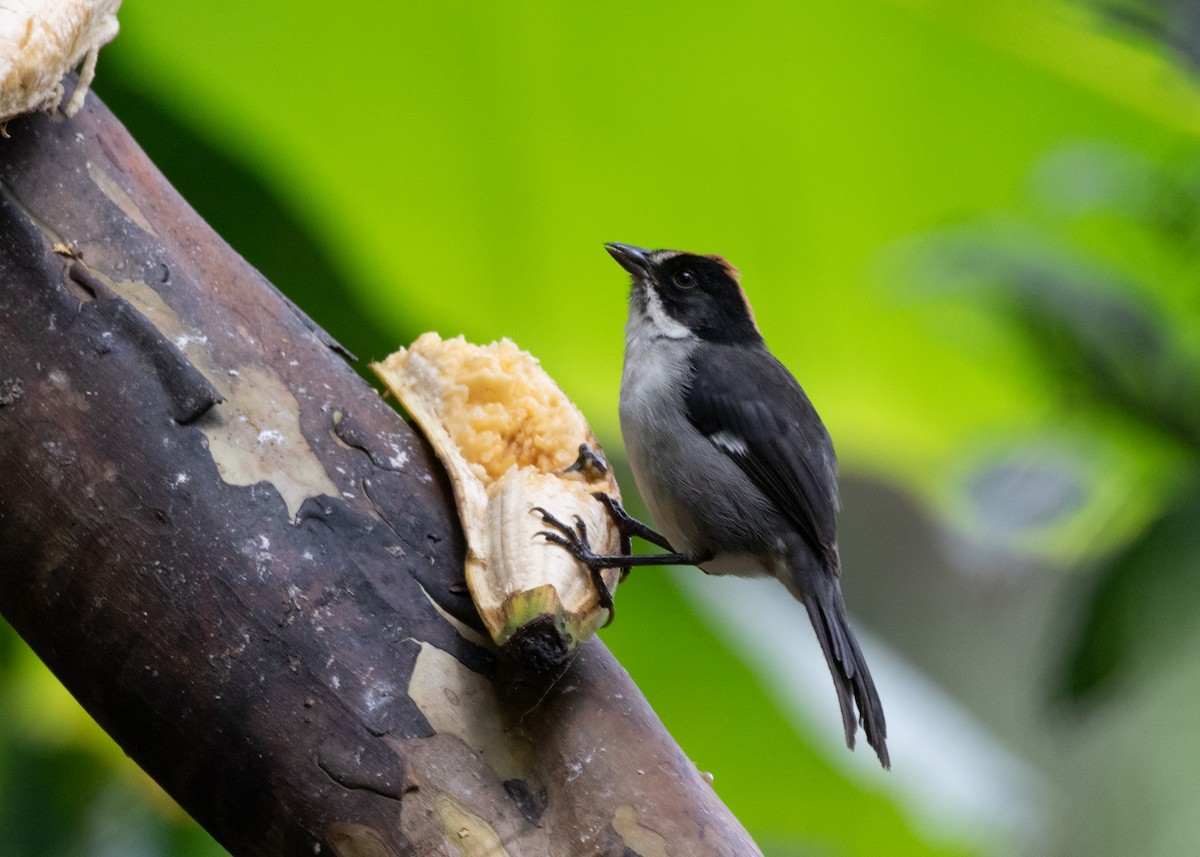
xmin=614 ymin=805 xmax=673 ymax=857
xmin=407 ymin=642 xmax=531 ymax=781
xmin=100 ymin=274 xmax=339 ymax=518
xmin=436 ymin=793 xmax=513 ymax=857
xmin=325 ymin=822 xmax=403 ymax=857
xmin=86 ymin=160 xmax=157 ymax=237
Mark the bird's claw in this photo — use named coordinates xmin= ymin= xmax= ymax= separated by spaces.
xmin=589 ymin=491 xmax=671 ymax=557
xmin=591 ymin=492 xmax=630 ymax=530
xmin=533 ymin=505 xmax=579 ymax=535
xmin=533 ymin=507 xmax=595 ymax=565
xmin=562 ymin=442 xmax=609 ymax=482
xmin=532 ymin=507 xmax=615 ymax=611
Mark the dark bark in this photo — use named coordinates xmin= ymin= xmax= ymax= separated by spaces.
xmin=0 ymin=96 xmax=761 ymax=856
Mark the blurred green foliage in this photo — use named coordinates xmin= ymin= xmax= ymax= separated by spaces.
xmin=899 ymin=137 xmax=1200 ymax=696
xmin=7 ymin=1 xmax=1200 ymax=855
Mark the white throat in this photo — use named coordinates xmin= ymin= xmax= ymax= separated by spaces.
xmin=627 ymin=285 xmax=693 ymax=347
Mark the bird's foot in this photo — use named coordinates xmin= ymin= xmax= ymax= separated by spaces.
xmin=561 ymin=442 xmax=609 ymax=482
xmin=591 ymin=492 xmax=674 ymax=552
xmin=533 ymin=507 xmax=615 ymax=611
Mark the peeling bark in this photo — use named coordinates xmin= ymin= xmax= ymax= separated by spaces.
xmin=0 ymin=97 xmax=762 ymax=856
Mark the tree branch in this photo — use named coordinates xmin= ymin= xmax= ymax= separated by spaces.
xmin=0 ymin=96 xmax=761 ymax=856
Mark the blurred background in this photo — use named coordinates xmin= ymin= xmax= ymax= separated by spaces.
xmin=7 ymin=0 xmax=1200 ymax=854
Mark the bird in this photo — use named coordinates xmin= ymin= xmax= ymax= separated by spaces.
xmin=538 ymin=242 xmax=889 ymax=768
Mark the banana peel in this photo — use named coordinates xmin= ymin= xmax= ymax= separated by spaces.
xmin=371 ymin=333 xmax=622 ymax=670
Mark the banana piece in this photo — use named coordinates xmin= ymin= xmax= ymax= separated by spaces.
xmin=371 ymin=334 xmax=622 ymax=670
xmin=1 ymin=0 xmax=122 ymax=123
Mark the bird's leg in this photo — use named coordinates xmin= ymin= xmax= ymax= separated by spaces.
xmin=534 ymin=506 xmax=710 ymax=611
xmin=534 ymin=494 xmax=713 ymax=615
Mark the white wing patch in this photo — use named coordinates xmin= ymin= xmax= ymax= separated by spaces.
xmin=710 ymin=430 xmax=749 ymax=457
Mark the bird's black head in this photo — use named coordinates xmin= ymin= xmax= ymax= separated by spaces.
xmin=605 ymin=243 xmax=763 ymax=346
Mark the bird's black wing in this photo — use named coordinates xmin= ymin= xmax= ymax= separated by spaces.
xmin=685 ymin=342 xmax=840 ymax=568
xmin=687 ymin=343 xmax=889 ymax=767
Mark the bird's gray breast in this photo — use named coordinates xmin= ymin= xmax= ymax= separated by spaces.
xmin=619 ymin=334 xmax=780 ymax=573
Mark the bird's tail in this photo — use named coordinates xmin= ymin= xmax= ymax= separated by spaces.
xmin=796 ymin=566 xmax=889 ymax=768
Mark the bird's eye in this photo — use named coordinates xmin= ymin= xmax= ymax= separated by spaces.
xmin=673 ymin=270 xmax=696 ymax=289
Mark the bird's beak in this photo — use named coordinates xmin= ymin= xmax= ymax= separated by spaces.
xmin=605 ymin=243 xmax=653 ymax=280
